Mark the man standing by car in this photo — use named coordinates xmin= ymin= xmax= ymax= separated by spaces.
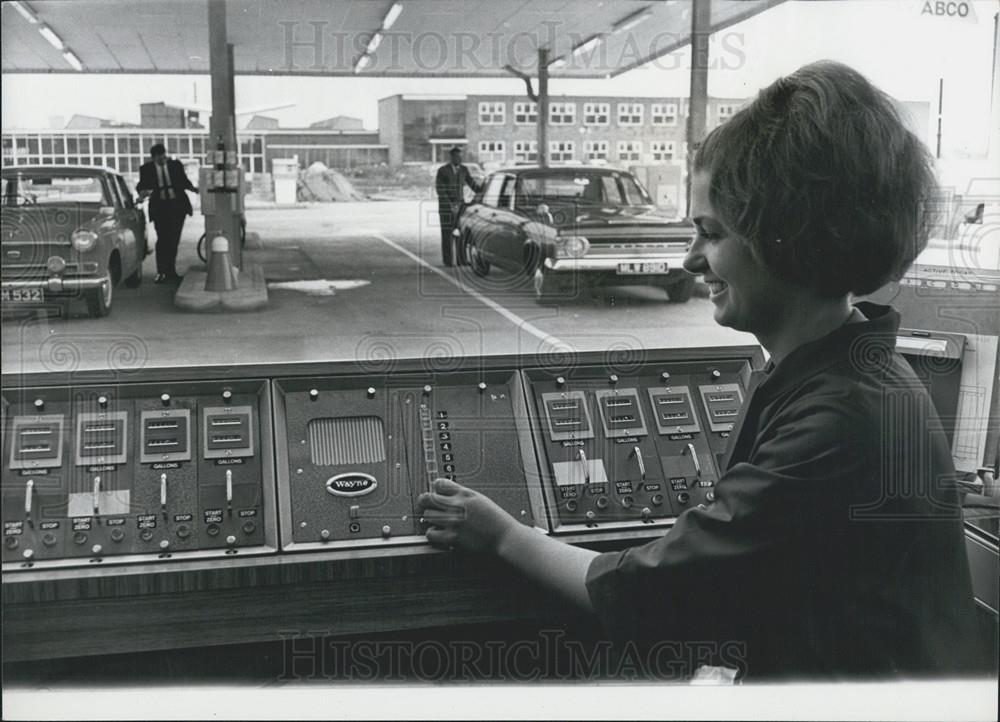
xmin=435 ymin=146 xmax=480 ymax=266
xmin=136 ymin=143 xmax=198 ymax=283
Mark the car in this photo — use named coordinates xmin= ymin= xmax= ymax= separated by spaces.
xmin=455 ymin=165 xmax=696 ymax=303
xmin=1 ymin=165 xmax=146 ymax=318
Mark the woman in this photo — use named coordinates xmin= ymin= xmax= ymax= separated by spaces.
xmin=416 ymin=61 xmax=978 ymax=679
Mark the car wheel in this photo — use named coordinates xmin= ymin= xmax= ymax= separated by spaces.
xmin=124 ymin=262 xmax=143 ymax=288
xmin=85 ymin=270 xmax=114 ymax=318
xmin=663 ymin=274 xmax=695 ymax=303
xmin=468 ymin=239 xmax=491 ymax=277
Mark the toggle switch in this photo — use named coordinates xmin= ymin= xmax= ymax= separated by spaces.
xmin=633 ymin=446 xmax=645 ymax=481
xmin=34 ymin=398 xmax=45 ymax=411
xmin=477 ymin=382 xmax=487 ymax=392
xmin=423 ymin=385 xmax=433 ymax=395
xmin=660 ymin=372 xmax=671 ymax=381
xmin=226 ymin=469 xmax=233 ymax=514
xmin=91 ymin=544 xmax=102 ymax=556
xmin=381 ymin=525 xmax=392 ymax=538
xmin=349 ymin=505 xmax=360 ymax=519
xmin=685 ymin=443 xmax=701 ymax=479
xmin=309 ymin=389 xmax=319 ymax=401
xmin=710 ymin=369 xmax=722 ymax=380
xmin=367 ymin=387 xmax=376 ymax=398
xmin=226 ymin=535 xmax=237 ymax=547
xmin=222 ymin=389 xmax=233 ymax=403
xmin=609 ymin=374 xmax=619 ymax=385
xmin=98 ymin=395 xmax=108 ymax=409
xmin=159 ymin=539 xmax=170 ymax=551
xmin=641 ymin=507 xmax=652 ymax=521
xmin=160 ymin=473 xmax=168 ymax=513
xmin=160 ymin=393 xmax=171 ymax=406
xmin=585 ymin=510 xmax=597 ymax=523
xmin=577 ymin=448 xmax=591 ymax=484
xmin=22 ymin=549 xmax=34 ymax=561
xmin=92 ymin=475 xmax=101 ymax=514
xmin=555 ymin=376 xmax=566 ymax=387
xmin=320 ymin=529 xmax=331 ymax=541
xmin=24 ymin=479 xmax=33 ymax=518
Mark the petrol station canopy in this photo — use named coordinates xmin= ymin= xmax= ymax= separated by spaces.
xmin=2 ymin=0 xmax=783 ymax=78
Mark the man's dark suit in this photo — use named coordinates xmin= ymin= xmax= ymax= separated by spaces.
xmin=136 ymin=158 xmax=197 ymax=278
xmin=435 ymin=162 xmax=479 ymax=266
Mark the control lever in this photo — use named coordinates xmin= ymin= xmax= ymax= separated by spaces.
xmin=92 ymin=475 xmax=101 ymax=515
xmin=685 ymin=443 xmax=701 ymax=479
xmin=577 ymin=448 xmax=591 ymax=484
xmin=633 ymin=446 xmax=646 ymax=481
xmin=160 ymin=473 xmax=168 ymax=515
xmin=226 ymin=469 xmax=233 ymax=514
xmin=24 ymin=479 xmax=33 ymax=519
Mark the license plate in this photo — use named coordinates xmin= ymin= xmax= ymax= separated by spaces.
xmin=617 ymin=262 xmax=668 ymax=275
xmin=1 ymin=288 xmax=44 ymax=303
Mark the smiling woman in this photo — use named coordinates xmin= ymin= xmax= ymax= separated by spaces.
xmin=416 ymin=60 xmax=981 ymax=679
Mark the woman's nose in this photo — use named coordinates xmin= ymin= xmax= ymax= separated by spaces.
xmin=682 ymin=235 xmax=707 ymax=275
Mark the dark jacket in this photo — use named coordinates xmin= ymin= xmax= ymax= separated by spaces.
xmin=586 ymin=303 xmax=978 ymax=679
xmin=136 ymin=158 xmax=196 ymax=222
xmin=435 ymin=162 xmax=479 ymax=218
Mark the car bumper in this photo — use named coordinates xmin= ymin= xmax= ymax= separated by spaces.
xmin=544 ymin=253 xmax=689 ymax=273
xmin=1 ymin=276 xmax=105 ymax=294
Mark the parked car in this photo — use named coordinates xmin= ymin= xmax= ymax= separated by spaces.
xmin=455 ymin=166 xmax=695 ymax=303
xmin=1 ymin=165 xmax=146 ymax=317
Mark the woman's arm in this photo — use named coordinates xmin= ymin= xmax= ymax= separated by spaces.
xmin=417 ymin=478 xmax=597 ymax=613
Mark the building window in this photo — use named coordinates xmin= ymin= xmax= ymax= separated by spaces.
xmin=650 ymin=141 xmax=676 ymax=162
xmin=513 ymin=140 xmax=537 ymax=163
xmin=617 ymin=103 xmax=644 ymax=126
xmin=651 ymin=103 xmax=678 ymax=126
xmin=549 ymin=102 xmax=576 ymax=126
xmin=514 ymin=102 xmax=537 ymax=125
xmin=583 ymin=102 xmax=610 ymax=126
xmin=478 ymin=140 xmax=506 ymax=163
xmin=478 ymin=101 xmax=506 ymax=125
xmin=717 ymin=104 xmax=738 ymax=125
xmin=617 ymin=140 xmax=642 ymax=162
xmin=549 ymin=140 xmax=575 ymax=163
xmin=583 ymin=140 xmax=608 ymax=162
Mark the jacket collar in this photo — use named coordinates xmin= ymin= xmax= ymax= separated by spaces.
xmin=754 ymin=302 xmax=901 ymax=402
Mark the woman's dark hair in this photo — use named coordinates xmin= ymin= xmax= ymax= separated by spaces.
xmin=694 ymin=60 xmax=937 ymax=297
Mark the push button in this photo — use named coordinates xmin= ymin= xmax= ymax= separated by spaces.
xmin=676 ymin=492 xmax=690 ymax=505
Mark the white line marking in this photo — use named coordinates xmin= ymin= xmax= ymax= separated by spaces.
xmin=369 ymin=232 xmax=571 ymax=352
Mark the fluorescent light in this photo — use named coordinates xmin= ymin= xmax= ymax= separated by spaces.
xmin=612 ymin=8 xmax=652 ymax=34
xmin=62 ymin=50 xmax=83 ymax=71
xmin=354 ymin=54 xmax=372 ymax=73
xmin=382 ymin=3 xmax=403 ymax=30
xmin=38 ymin=24 xmax=64 ymax=50
xmin=11 ymin=1 xmax=39 ymax=24
xmin=366 ymin=31 xmax=383 ymax=54
xmin=571 ymin=35 xmax=602 ymax=58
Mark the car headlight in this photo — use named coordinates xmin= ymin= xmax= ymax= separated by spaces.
xmin=555 ymin=235 xmax=590 ymax=259
xmin=71 ymin=229 xmax=98 ymax=252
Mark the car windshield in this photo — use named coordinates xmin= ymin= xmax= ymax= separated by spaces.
xmin=518 ymin=173 xmax=652 ymax=206
xmin=2 ymin=173 xmax=106 ymax=205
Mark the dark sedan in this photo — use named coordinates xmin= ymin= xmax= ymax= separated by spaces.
xmin=1 ymin=165 xmax=146 ymax=317
xmin=455 ymin=166 xmax=695 ymax=303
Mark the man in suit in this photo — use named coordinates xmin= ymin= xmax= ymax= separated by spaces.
xmin=435 ymin=146 xmax=480 ymax=266
xmin=136 ymin=143 xmax=198 ymax=283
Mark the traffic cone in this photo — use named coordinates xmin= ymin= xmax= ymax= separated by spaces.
xmin=204 ymin=233 xmax=238 ymax=292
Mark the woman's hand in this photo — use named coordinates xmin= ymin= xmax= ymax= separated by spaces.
xmin=416 ymin=478 xmax=520 ymax=554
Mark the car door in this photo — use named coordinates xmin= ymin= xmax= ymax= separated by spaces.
xmin=474 ymin=174 xmax=507 ymax=266
xmin=492 ymin=174 xmax=525 ymax=268
xmin=115 ymin=174 xmax=145 ymax=268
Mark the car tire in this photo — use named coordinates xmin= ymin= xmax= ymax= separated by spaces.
xmin=468 ymin=239 xmax=491 ymax=277
xmin=663 ymin=274 xmax=695 ymax=303
xmin=124 ymin=263 xmax=142 ymax=288
xmin=85 ymin=270 xmax=114 ymax=318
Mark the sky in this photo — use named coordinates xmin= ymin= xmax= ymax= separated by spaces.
xmin=2 ymin=0 xmax=998 ymax=159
